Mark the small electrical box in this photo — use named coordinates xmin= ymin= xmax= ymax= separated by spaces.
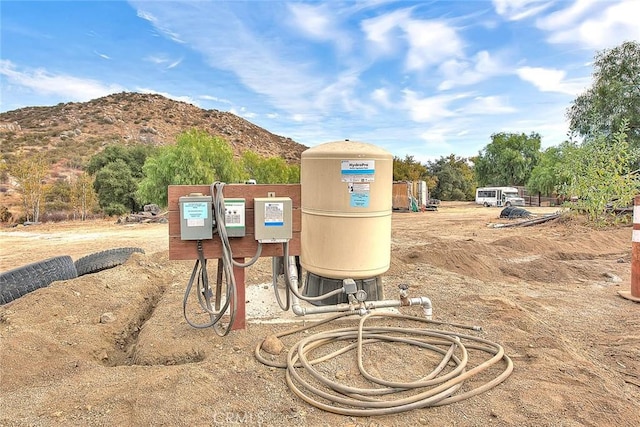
xmin=254 ymin=197 xmax=292 ymax=243
xmin=224 ymin=198 xmax=246 ymax=237
xmin=179 ymin=194 xmax=213 ymax=240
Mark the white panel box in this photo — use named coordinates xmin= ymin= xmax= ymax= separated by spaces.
xmin=254 ymin=197 xmax=293 ymax=243
xmin=224 ymin=198 xmax=246 ymax=237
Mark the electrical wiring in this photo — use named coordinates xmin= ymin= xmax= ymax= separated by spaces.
xmin=182 ymin=182 xmax=262 ymax=336
xmin=272 ymin=256 xmax=291 ymax=311
xmin=182 ymin=240 xmax=231 ymax=330
xmin=282 ymin=242 xmax=345 ymax=303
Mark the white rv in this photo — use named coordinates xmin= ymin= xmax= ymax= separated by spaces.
xmin=475 ymin=187 xmax=525 ymax=207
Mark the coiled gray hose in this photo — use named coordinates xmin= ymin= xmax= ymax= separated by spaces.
xmin=256 ymin=312 xmax=513 ymax=415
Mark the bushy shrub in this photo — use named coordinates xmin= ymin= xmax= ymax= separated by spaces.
xmin=104 ymin=203 xmax=129 ymax=217
xmin=0 ymin=205 xmax=12 ymax=223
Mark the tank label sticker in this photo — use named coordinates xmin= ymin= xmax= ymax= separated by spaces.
xmin=348 ymin=183 xmax=370 ymax=208
xmin=263 ymin=202 xmax=284 ymax=226
xmin=341 ymin=160 xmax=375 ymax=182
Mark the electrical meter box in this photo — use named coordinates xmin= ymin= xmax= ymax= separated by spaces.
xmin=179 ymin=194 xmax=213 ymax=240
xmin=254 ymin=197 xmax=292 ymax=243
xmin=224 ymin=198 xmax=246 ymax=237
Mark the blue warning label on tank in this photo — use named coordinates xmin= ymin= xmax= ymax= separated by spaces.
xmin=348 ymin=183 xmax=370 ymax=208
xmin=341 ymin=160 xmax=375 ymax=182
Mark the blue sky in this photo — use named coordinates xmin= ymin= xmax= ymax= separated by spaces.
xmin=1 ymin=1 xmax=639 ymax=162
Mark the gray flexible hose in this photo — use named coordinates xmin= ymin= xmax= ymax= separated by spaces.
xmin=255 ymin=312 xmax=513 ymax=415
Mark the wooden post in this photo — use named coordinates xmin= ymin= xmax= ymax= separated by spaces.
xmin=619 ymin=194 xmax=640 ymax=302
xmin=232 ymin=258 xmax=246 ymax=330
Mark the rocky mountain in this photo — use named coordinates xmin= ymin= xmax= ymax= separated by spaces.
xmin=0 ymin=91 xmax=307 ymax=168
xmin=0 ymin=92 xmax=309 ymax=218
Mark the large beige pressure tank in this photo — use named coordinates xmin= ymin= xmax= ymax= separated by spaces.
xmin=300 ymin=140 xmax=392 ymax=280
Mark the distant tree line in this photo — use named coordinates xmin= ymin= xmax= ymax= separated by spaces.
xmin=394 ymin=40 xmax=640 ymax=224
xmin=2 ymin=41 xmax=639 ymax=225
xmin=88 ymin=129 xmax=300 ymax=215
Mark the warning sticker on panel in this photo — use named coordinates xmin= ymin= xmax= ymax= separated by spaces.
xmin=264 ymin=202 xmax=284 ymax=226
xmin=183 ymin=202 xmax=208 ymax=219
xmin=186 ymin=218 xmax=205 ymax=227
xmin=341 ymin=160 xmax=375 ymax=182
xmin=348 ymin=182 xmax=370 ymax=208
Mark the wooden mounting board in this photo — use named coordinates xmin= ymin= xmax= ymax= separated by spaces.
xmin=168 ymin=184 xmax=301 ymax=260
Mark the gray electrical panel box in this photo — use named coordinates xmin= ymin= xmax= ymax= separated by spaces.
xmin=254 ymin=197 xmax=292 ymax=243
xmin=179 ymin=194 xmax=213 ymax=240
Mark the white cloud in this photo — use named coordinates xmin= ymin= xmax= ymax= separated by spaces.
xmin=0 ymin=60 xmax=124 ymax=101
xmin=463 ymin=96 xmax=517 ymax=115
xmin=537 ymin=0 xmax=640 ymax=49
xmin=419 ymin=126 xmax=455 ymax=151
xmin=167 ymin=59 xmax=182 ymax=69
xmin=287 ymin=3 xmax=354 ymax=54
xmin=438 ymin=50 xmax=506 ymax=90
xmin=94 ymin=51 xmax=111 ymax=60
xmin=313 ymin=68 xmax=378 ymax=116
xmin=402 ymin=90 xmax=464 ymax=123
xmin=136 ymin=8 xmax=185 ymax=43
xmin=361 ymin=8 xmax=412 ymax=55
xmin=492 ymin=0 xmax=553 ymax=21
xmin=199 ymin=95 xmax=232 ymax=104
xmin=288 ymin=3 xmax=331 ymax=39
xmin=371 ymin=88 xmax=393 ymax=108
xmin=362 ymin=9 xmax=463 ymax=71
xmin=129 ymin=1 xmax=333 ymax=116
xmin=136 ymin=87 xmax=198 ymax=106
xmin=402 ymin=20 xmax=463 ymax=71
xmin=143 ymin=54 xmax=182 ymax=69
xmin=535 ymin=0 xmax=598 ymax=29
xmin=516 ymin=66 xmax=588 ymax=95
xmin=144 ymin=55 xmax=165 ymax=65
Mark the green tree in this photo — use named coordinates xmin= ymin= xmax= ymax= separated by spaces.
xmin=393 ymin=155 xmax=437 ymax=192
xmin=526 ymin=143 xmax=574 ymax=196
xmin=11 ymin=152 xmax=50 ymax=222
xmin=427 ymin=154 xmax=475 ymax=201
xmin=137 ymin=130 xmax=243 ymax=206
xmin=242 ymin=151 xmax=300 ymax=183
xmin=71 ymin=172 xmax=98 ymax=220
xmin=87 ymin=144 xmax=156 ymax=213
xmin=393 ymin=155 xmax=427 ymax=181
xmin=93 ymin=159 xmax=137 ymax=216
xmin=45 ymin=180 xmax=72 ymax=212
xmin=0 ymin=153 xmax=8 ymax=183
xmin=557 ymin=122 xmax=639 ymax=224
xmin=567 ymin=41 xmax=640 ymax=152
xmin=87 ymin=144 xmax=154 ymax=178
xmin=474 ymin=132 xmax=541 ymax=186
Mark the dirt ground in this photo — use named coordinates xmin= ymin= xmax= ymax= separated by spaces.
xmin=1 ymin=202 xmax=639 ymax=427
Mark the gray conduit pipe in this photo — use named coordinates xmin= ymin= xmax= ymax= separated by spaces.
xmin=283 ymin=254 xmax=433 ymax=318
xmin=291 ymin=294 xmax=433 ymax=318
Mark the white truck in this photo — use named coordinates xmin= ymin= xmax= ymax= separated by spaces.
xmin=475 ymin=186 xmax=525 ymax=207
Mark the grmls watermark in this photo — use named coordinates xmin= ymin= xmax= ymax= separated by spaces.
xmin=212 ymin=410 xmax=266 ymax=426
